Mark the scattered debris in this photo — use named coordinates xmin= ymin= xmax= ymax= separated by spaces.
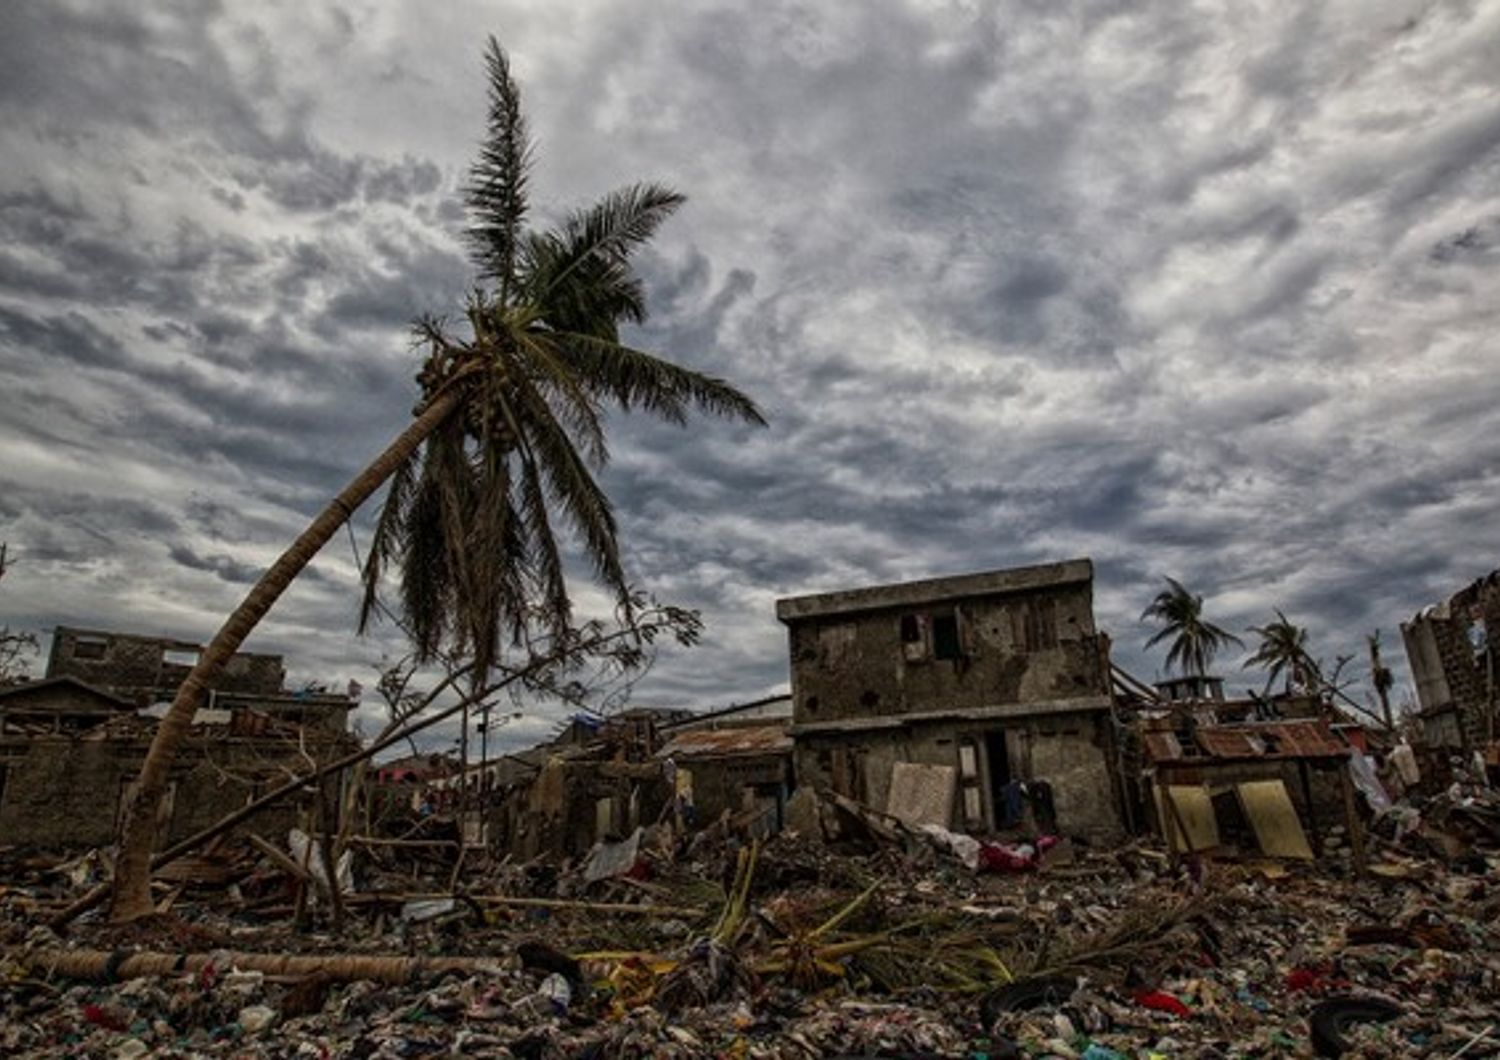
xmin=3 ymin=798 xmax=1497 ymax=1057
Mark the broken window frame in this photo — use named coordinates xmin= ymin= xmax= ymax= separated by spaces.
xmin=899 ymin=613 xmax=929 ymax=662
xmin=900 ymin=608 xmax=968 ymax=664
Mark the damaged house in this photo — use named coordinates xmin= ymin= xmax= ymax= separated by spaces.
xmin=490 ymin=698 xmax=795 ymax=858
xmin=1402 ymin=569 xmax=1500 ymax=750
xmin=776 ymin=559 xmax=1125 ymax=841
xmin=0 ymin=626 xmax=358 ymax=849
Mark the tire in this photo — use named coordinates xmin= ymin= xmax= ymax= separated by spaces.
xmin=1309 ymin=996 xmax=1403 ymax=1057
xmin=980 ymin=975 xmax=1076 ymax=1028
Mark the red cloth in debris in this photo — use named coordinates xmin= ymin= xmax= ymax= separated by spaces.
xmin=976 ymin=842 xmax=1037 ymax=873
xmin=1132 ymin=990 xmax=1191 ymax=1017
xmin=81 ymin=1004 xmax=128 ymax=1031
xmin=1285 ymin=968 xmax=1321 ymax=993
xmin=1285 ymin=966 xmax=1348 ymax=994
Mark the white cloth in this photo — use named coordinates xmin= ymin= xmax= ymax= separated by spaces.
xmin=1391 ymin=742 xmax=1420 ymax=786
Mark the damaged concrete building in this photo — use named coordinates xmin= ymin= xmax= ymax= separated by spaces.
xmin=1402 ymin=569 xmax=1500 ymax=750
xmin=0 ymin=626 xmax=357 ymax=849
xmin=776 ymin=559 xmax=1124 ymax=841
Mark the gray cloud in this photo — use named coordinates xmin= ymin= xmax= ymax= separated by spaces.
xmin=2 ymin=0 xmax=1499 ymax=739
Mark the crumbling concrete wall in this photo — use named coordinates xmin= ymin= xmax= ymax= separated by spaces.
xmin=0 ymin=681 xmax=128 ymax=730
xmin=794 ymin=711 xmax=1121 ymax=842
xmin=1402 ymin=570 xmax=1500 ymax=749
xmin=48 ymin=627 xmax=286 ymax=705
xmin=783 ymin=579 xmax=1106 ymax=725
xmin=506 ymin=759 xmax=671 ymax=859
xmin=679 ymin=755 xmax=789 ymax=826
xmin=0 ymin=735 xmax=344 ymax=849
xmin=777 ymin=560 xmax=1123 ymax=841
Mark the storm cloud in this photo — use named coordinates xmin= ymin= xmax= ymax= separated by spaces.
xmin=2 ymin=0 xmax=1498 ymax=749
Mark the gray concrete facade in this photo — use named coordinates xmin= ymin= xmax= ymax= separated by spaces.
xmin=778 ymin=559 xmax=1124 ymax=840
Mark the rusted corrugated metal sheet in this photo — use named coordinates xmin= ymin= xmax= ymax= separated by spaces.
xmin=656 ymin=724 xmax=792 ymax=760
xmin=1143 ymin=731 xmax=1182 ymax=762
xmin=1146 ymin=718 xmax=1347 ymax=763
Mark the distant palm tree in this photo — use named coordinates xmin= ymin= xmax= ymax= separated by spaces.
xmin=109 ymin=37 xmax=765 ymax=922
xmin=1368 ymin=629 xmax=1395 ymax=728
xmin=1141 ymin=577 xmax=1244 ymax=677
xmin=1244 ymin=610 xmax=1320 ymax=695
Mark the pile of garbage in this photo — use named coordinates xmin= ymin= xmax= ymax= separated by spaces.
xmin=3 ymin=812 xmax=1499 ymax=1058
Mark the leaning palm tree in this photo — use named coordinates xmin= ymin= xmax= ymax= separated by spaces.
xmin=109 ymin=38 xmax=765 ymax=922
xmin=1243 ymin=610 xmax=1320 ymax=695
xmin=1141 ymin=576 xmax=1243 ymax=677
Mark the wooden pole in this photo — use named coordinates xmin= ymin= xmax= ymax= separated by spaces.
xmin=1162 ymin=784 xmax=1196 ymax=864
xmin=246 ymin=834 xmax=313 ymax=883
xmin=1297 ymin=759 xmax=1323 ymax=857
xmin=353 ymin=893 xmax=705 ymax=918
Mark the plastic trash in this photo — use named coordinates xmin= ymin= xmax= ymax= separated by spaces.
xmin=400 ymin=898 xmax=459 ymax=923
xmin=237 ymin=1004 xmax=277 ymax=1033
xmin=538 ymin=973 xmax=572 ymax=1014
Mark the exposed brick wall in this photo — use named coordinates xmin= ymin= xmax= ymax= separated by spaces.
xmin=1404 ymin=571 xmax=1500 ymax=749
xmin=47 ymin=627 xmax=285 ymax=704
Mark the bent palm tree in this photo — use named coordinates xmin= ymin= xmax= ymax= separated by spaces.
xmin=1244 ymin=611 xmax=1320 ymax=695
xmin=1141 ymin=576 xmax=1243 ymax=677
xmin=110 ymin=38 xmax=765 ymax=921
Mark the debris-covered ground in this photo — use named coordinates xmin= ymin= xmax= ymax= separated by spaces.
xmin=3 ymin=812 xmax=1499 ymax=1058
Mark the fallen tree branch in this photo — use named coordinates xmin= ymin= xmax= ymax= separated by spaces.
xmin=22 ymin=947 xmax=505 ymax=985
xmin=354 ymin=892 xmax=706 ymax=918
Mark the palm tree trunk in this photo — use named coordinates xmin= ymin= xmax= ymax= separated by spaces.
xmin=109 ymin=390 xmax=462 ymax=922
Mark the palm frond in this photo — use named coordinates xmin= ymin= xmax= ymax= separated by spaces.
xmin=464 ymin=37 xmax=532 ymax=297
xmin=533 ymin=183 xmax=686 ymax=308
xmin=358 ymin=446 xmax=420 ymax=634
xmin=556 ymin=332 xmax=767 ymax=426
xmin=515 ymin=435 xmax=572 ymax=639
xmin=511 ymin=328 xmax=610 ymax=465
xmin=504 ymin=369 xmax=627 ymax=602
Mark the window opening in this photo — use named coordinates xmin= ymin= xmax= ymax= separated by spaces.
xmin=932 ymin=613 xmax=962 ymax=660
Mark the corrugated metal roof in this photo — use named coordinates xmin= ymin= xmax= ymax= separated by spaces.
xmin=656 ymin=724 xmax=793 ymax=759
xmin=1146 ymin=718 xmax=1348 ymax=763
xmin=1143 ymin=731 xmax=1183 ymax=762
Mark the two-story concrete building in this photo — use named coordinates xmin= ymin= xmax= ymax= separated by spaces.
xmin=776 ymin=558 xmax=1123 ymax=841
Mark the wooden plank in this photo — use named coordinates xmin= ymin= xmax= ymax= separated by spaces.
xmin=1236 ymin=780 xmax=1314 ymax=860
xmin=1153 ymin=784 xmax=1219 ymax=852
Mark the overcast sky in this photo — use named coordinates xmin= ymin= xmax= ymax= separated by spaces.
xmin=1 ymin=1 xmax=1498 ymax=751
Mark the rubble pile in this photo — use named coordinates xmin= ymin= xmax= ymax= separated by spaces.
xmin=3 ymin=812 xmax=1499 ymax=1059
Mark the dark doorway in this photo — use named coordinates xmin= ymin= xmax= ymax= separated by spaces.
xmin=985 ymin=730 xmax=1014 ymax=828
